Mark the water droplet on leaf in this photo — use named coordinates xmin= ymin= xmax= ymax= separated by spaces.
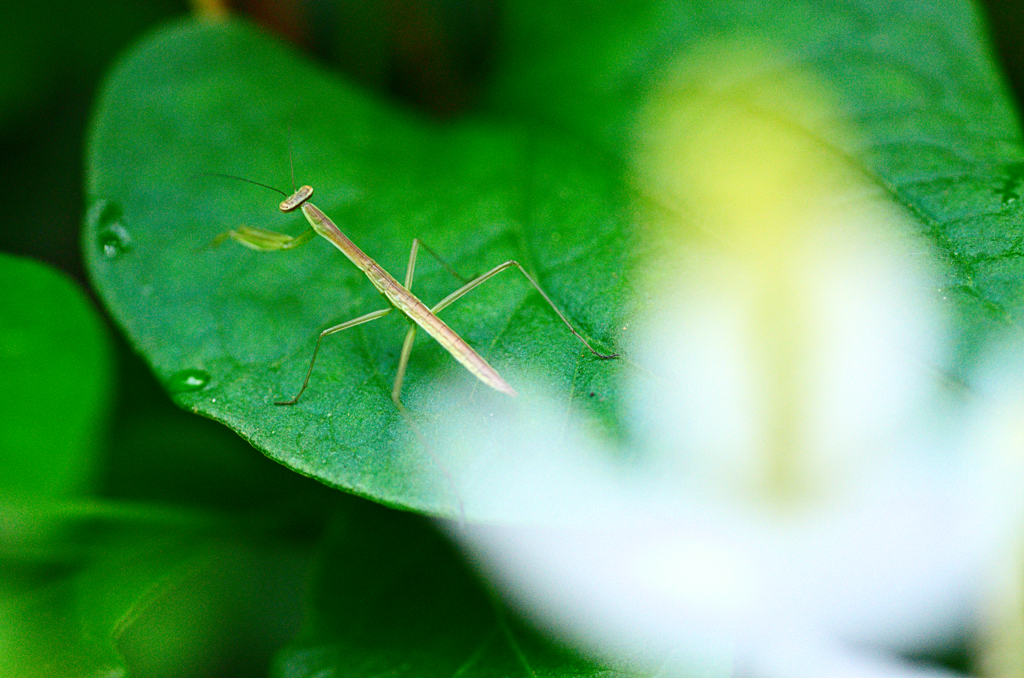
xmin=87 ymin=199 xmax=132 ymax=257
xmin=98 ymin=226 xmax=132 ymax=257
xmin=167 ymin=369 xmax=210 ymax=393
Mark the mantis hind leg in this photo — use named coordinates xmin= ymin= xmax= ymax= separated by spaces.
xmin=391 ymin=243 xmax=618 ymax=405
xmin=430 ymin=260 xmax=618 ymax=359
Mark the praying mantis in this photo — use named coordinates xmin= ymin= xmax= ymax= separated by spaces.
xmin=212 ymin=179 xmax=618 ymax=406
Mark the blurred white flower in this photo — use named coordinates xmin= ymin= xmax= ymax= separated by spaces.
xmin=426 ymin=46 xmax=1024 ymax=678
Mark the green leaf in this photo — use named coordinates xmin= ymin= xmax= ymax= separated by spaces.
xmin=4 ymin=496 xmax=622 ymax=678
xmin=86 ymin=0 xmax=1024 ymax=520
xmin=488 ymin=0 xmax=1024 ymax=368
xmin=1 ymin=502 xmax=312 ymax=678
xmin=0 ymin=253 xmax=117 ymax=677
xmin=0 ymin=253 xmax=113 ymax=499
xmin=273 ymin=500 xmax=624 ymax=678
xmin=85 ymin=18 xmax=633 ymax=518
xmin=76 ymin=522 xmax=308 ymax=678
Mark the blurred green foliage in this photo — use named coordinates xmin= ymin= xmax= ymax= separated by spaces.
xmin=4 ymin=0 xmax=1024 ymax=676
xmin=0 ymin=255 xmax=111 ymax=498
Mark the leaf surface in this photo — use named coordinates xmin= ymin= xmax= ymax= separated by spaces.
xmin=86 ymin=19 xmax=632 ymax=517
xmin=85 ymin=0 xmax=1024 ymax=518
